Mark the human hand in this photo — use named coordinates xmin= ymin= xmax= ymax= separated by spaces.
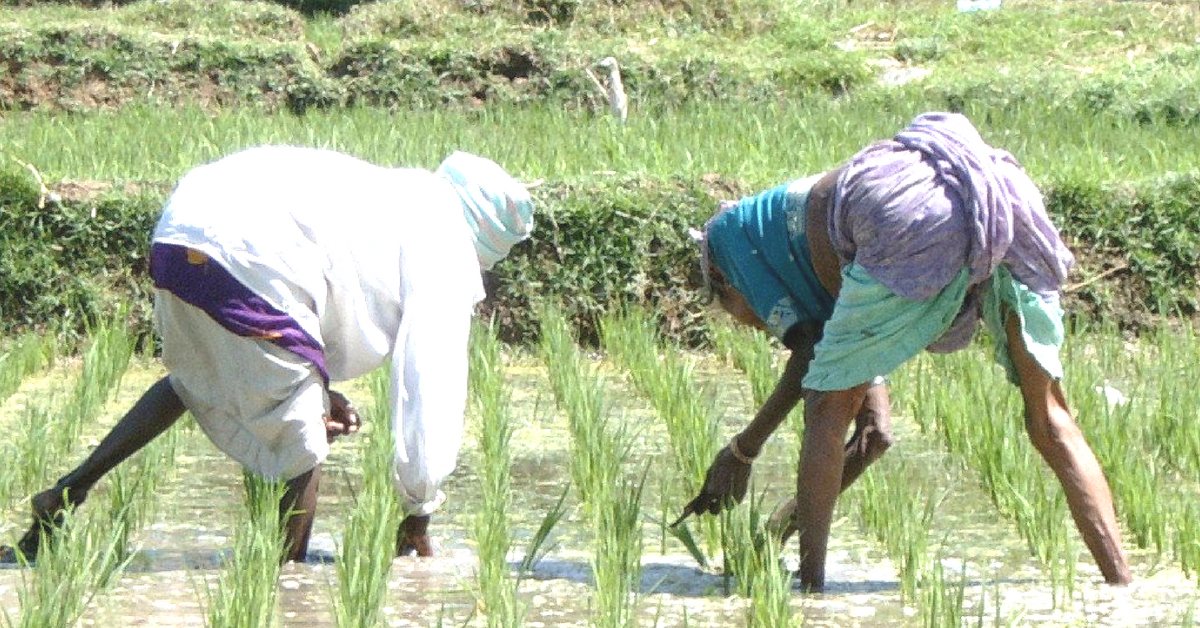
xmin=324 ymin=389 xmax=360 ymax=443
xmin=396 ymin=514 xmax=434 ymax=557
xmin=674 ymin=444 xmax=752 ymax=525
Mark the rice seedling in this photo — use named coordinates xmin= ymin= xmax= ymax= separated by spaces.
xmin=334 ymin=366 xmax=401 ymax=628
xmin=0 ymin=331 xmax=57 ymax=404
xmin=102 ymin=429 xmax=179 ymax=581
xmin=59 ymin=320 xmax=136 ymax=447
xmin=601 ymin=309 xmax=720 ymax=560
xmin=0 ymin=397 xmax=64 ymax=508
xmin=10 ymin=98 xmax=1200 ymax=187
xmin=1180 ymin=593 xmax=1198 ymax=628
xmin=845 ymin=459 xmax=940 ymax=604
xmin=0 ymin=320 xmax=138 ymax=531
xmin=467 ymin=322 xmax=523 ymax=628
xmin=591 ymin=469 xmax=648 ymax=628
xmin=718 ymin=493 xmax=797 ymax=628
xmin=539 ymin=304 xmax=620 ymax=511
xmin=204 ymin=474 xmax=288 ymax=628
xmin=917 ymin=556 xmax=969 ymax=628
xmin=540 ymin=305 xmax=645 ymax=628
xmin=709 ymin=320 xmax=805 ymax=465
xmin=709 ymin=321 xmax=777 ymax=409
xmin=518 ymin=485 xmax=568 ymax=574
xmin=1057 ymin=327 xmax=1200 ymax=573
xmin=902 ymin=349 xmax=1075 ymax=580
xmin=1 ymin=502 xmax=130 ymax=628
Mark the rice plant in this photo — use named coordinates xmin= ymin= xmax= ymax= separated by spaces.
xmin=709 ymin=322 xmax=778 ymax=410
xmin=1056 ymin=327 xmax=1200 ymax=574
xmin=902 ymin=349 xmax=1074 ymax=581
xmin=518 ymin=485 xmax=568 ymax=574
xmin=0 ymin=331 xmax=57 ymax=404
xmin=0 ymin=320 xmax=135 ymax=504
xmin=58 ymin=320 xmax=137 ymax=450
xmin=102 ymin=423 xmax=182 ymax=581
xmin=846 ymin=458 xmax=940 ymax=604
xmin=10 ymin=99 xmax=1200 ymax=187
xmin=540 ymin=304 xmax=644 ymax=628
xmin=467 ymin=322 xmax=523 ymax=628
xmin=204 ymin=474 xmax=288 ymax=628
xmin=591 ymin=469 xmax=648 ymax=628
xmin=602 ymin=308 xmax=720 ymax=561
xmin=539 ymin=304 xmax=620 ymax=511
xmin=719 ymin=493 xmax=797 ymax=628
xmin=334 ymin=366 xmax=402 ymax=628
xmin=918 ymin=556 xmax=969 ymax=628
xmin=1 ymin=503 xmax=129 ymax=628
xmin=709 ymin=320 xmax=805 ymax=464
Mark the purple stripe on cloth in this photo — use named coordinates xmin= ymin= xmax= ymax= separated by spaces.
xmin=150 ymin=242 xmax=329 ymax=383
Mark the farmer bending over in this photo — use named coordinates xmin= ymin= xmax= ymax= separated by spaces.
xmin=683 ymin=112 xmax=1132 ymax=591
xmin=1 ymin=146 xmax=534 ymax=563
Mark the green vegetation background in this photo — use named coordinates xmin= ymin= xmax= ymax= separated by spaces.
xmin=0 ymin=0 xmax=1197 ymax=344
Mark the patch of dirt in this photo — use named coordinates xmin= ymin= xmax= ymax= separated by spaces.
xmin=698 ymin=173 xmax=748 ymax=201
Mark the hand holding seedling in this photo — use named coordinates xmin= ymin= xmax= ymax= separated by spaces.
xmin=674 ymin=442 xmax=752 ymax=526
xmin=324 ymin=389 xmax=360 ymax=443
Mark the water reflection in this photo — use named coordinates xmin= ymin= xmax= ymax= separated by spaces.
xmin=0 ymin=361 xmax=1194 ymax=627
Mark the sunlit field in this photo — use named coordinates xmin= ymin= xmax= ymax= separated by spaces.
xmin=3 ymin=101 xmax=1197 ymax=187
xmin=1 ymin=313 xmax=1197 ymax=627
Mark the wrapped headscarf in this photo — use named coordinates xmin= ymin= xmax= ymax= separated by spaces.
xmin=830 ymin=112 xmax=1074 ymax=351
xmin=436 ymin=152 xmax=535 ymax=269
xmin=701 ymin=178 xmax=835 ymax=339
xmin=831 ymin=112 xmax=1073 ymax=301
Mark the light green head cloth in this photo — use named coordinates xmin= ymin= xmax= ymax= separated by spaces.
xmin=436 ymin=151 xmax=535 ymax=270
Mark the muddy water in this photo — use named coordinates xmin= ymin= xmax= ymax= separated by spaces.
xmin=0 ymin=357 xmax=1196 ymax=627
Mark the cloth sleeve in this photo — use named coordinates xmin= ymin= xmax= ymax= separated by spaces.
xmin=388 ymin=284 xmax=474 ymax=516
xmin=387 ymin=212 xmax=484 ymax=517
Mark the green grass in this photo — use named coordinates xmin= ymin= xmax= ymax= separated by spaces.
xmin=5 ymin=99 xmax=1200 ymax=186
xmin=3 ymin=0 xmax=1197 ymax=116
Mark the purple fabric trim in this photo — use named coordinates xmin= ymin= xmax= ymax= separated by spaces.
xmin=150 ymin=242 xmax=329 ymax=383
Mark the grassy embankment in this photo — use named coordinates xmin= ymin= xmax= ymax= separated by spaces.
xmin=0 ymin=0 xmax=1198 ymax=342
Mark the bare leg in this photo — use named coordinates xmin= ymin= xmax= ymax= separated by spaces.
xmin=773 ymin=383 xmax=893 ymax=543
xmin=1005 ymin=314 xmax=1133 ymax=585
xmin=279 ymin=466 xmax=320 ymax=563
xmin=0 ymin=376 xmax=185 ymax=562
xmin=794 ymin=385 xmax=867 ymax=591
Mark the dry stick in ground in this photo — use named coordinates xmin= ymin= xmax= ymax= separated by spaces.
xmin=1063 ymin=262 xmax=1130 ymax=294
xmin=10 ymin=157 xmax=51 ymax=209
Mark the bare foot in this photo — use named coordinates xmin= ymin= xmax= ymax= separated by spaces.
xmin=396 ymin=514 xmax=434 ymax=558
xmin=0 ymin=488 xmax=75 ymax=563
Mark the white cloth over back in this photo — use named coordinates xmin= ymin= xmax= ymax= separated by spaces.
xmin=154 ymin=145 xmax=493 ymax=515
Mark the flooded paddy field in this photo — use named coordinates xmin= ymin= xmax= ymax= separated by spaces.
xmin=0 ymin=321 xmax=1198 ymax=627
